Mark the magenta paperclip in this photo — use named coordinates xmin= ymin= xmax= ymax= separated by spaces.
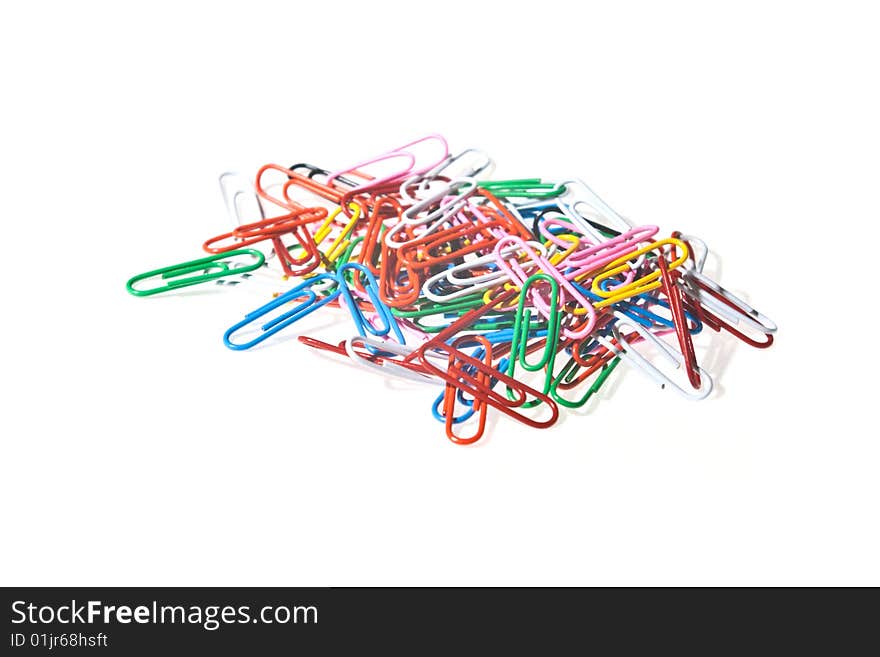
xmin=493 ymin=235 xmax=597 ymax=339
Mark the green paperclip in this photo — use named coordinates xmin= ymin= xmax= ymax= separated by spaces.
xmin=549 ymin=355 xmax=620 ymax=408
xmin=126 ymin=248 xmax=266 ymax=297
xmin=479 ymin=178 xmax=565 ymax=200
xmin=506 ymin=273 xmax=562 ymax=407
xmin=391 ymin=294 xmax=487 ymax=319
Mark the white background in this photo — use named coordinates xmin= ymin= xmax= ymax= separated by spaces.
xmin=2 ymin=1 xmax=878 ymax=586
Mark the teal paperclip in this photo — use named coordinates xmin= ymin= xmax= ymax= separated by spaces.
xmin=126 ymin=249 xmax=265 ymax=297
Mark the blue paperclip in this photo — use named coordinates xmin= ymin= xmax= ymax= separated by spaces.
xmin=335 ymin=263 xmax=406 ymax=348
xmin=223 ymin=274 xmax=339 ymax=350
xmin=635 ymin=295 xmax=703 ymax=334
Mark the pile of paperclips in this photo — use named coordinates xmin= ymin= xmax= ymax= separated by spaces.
xmin=127 ymin=135 xmax=777 ymax=444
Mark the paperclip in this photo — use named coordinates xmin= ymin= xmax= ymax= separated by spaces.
xmin=399 ymin=288 xmax=521 ymax=365
xmin=312 ymin=203 xmax=363 ymax=265
xmin=555 ymin=178 xmax=634 ymax=236
xmin=420 ymin=241 xmax=548 ymax=303
xmin=505 ymin=274 xmax=562 ymax=407
xmin=357 ymin=196 xmax=400 ymax=273
xmin=472 ymin=187 xmax=536 ymax=241
xmin=549 ymin=350 xmax=620 ymax=408
xmin=416 ymin=339 xmax=560 ymax=429
xmin=560 ymin=225 xmax=659 ymax=272
xmin=657 ymin=257 xmax=701 ymax=388
xmin=494 ymin=235 xmax=597 ymax=339
xmin=335 ymin=263 xmax=405 ymax=346
xmin=219 ymin=172 xmax=265 ymax=227
xmin=327 ymin=134 xmax=448 ymax=193
xmin=680 ymin=269 xmax=777 ymax=341
xmin=127 ymin=249 xmax=265 ymax=297
xmin=598 ymin=312 xmax=713 ymax=400
xmin=672 ymin=231 xmax=709 ymax=274
xmin=203 ymin=207 xmax=329 ymax=253
xmin=288 ymin=162 xmax=360 ymax=190
xmin=255 ymin=164 xmax=309 ymax=210
xmin=479 ymin=179 xmax=565 ymax=200
xmin=223 ymin=274 xmax=339 ymax=350
xmin=328 ymin=151 xmax=415 ymax=192
xmin=378 ymin=242 xmax=423 ymax=308
xmin=399 ymin=215 xmax=509 ymax=272
xmin=406 ymin=178 xmax=477 ymax=222
xmin=442 ymin=335 xmax=492 ymax=444
xmin=418 ymin=147 xmax=493 ymax=185
xmin=344 ymin=335 xmax=439 ymax=384
xmin=590 ymin=237 xmax=689 ymax=307
xmin=282 ymin=171 xmax=346 ymax=208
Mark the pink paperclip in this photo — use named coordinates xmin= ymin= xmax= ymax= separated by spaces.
xmin=466 ymin=201 xmax=514 ymax=240
xmin=562 ymin=225 xmax=660 ymax=274
xmin=326 ymin=134 xmax=449 ymax=190
xmin=385 ymin=134 xmax=450 ymax=178
xmin=325 ymin=150 xmax=416 ymax=191
xmin=494 ymin=235 xmax=597 ymax=339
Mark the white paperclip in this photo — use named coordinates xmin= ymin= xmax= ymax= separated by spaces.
xmin=420 ymin=241 xmax=550 ymax=303
xmin=219 ymin=171 xmax=265 ymax=227
xmin=597 ymin=312 xmax=713 ymax=400
xmin=680 ymin=270 xmax=778 ymax=335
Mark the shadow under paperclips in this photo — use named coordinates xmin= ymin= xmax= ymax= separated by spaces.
xmin=696 ymin=330 xmax=738 ymax=400
xmin=449 ymin=409 xmax=501 ymax=448
xmin=596 ymin=360 xmax=630 ymax=402
xmin=381 ymin=376 xmax=441 ymax=394
xmin=547 ymin=363 xmax=630 ymax=427
xmin=692 ymin=281 xmax=762 ymax=398
xmin=134 ymin=285 xmax=231 ymax=300
xmin=543 ymin=393 xmax=600 ymax=430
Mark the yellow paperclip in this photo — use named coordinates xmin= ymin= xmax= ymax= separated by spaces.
xmin=481 ymin=280 xmax=521 ymax=309
xmin=314 ymin=202 xmax=362 ymax=264
xmin=589 ymin=238 xmax=689 ymax=308
xmin=547 ymin=233 xmax=580 ymax=266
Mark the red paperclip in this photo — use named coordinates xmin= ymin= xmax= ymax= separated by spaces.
xmin=378 ymin=242 xmax=422 ymax=308
xmin=658 ymin=256 xmax=701 ymax=388
xmin=296 ymin=335 xmax=433 ymax=378
xmin=398 ymin=217 xmax=508 ymax=270
xmin=282 ymin=170 xmax=345 ymax=207
xmin=442 ymin=335 xmax=492 ymax=445
xmin=416 ymin=338 xmax=560 ymax=430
